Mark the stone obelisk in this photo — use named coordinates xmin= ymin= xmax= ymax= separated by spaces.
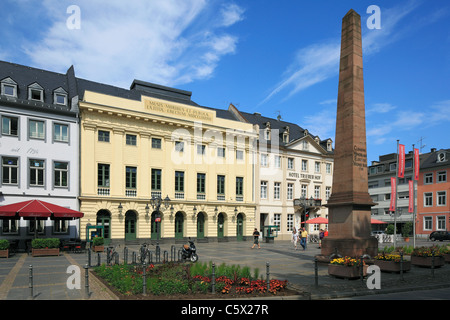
xmin=321 ymin=9 xmax=378 ymax=258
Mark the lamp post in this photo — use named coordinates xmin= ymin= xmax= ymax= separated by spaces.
xmin=149 ymin=195 xmax=171 ymax=248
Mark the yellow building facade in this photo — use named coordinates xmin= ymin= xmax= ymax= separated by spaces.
xmin=78 ymin=81 xmax=257 ymax=244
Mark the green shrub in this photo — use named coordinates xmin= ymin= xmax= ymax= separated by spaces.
xmin=93 ymin=237 xmax=104 ymax=246
xmin=31 ymin=238 xmax=60 ymax=249
xmin=0 ymin=239 xmax=10 ymax=250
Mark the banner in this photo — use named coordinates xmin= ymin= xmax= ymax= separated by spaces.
xmin=398 ymin=144 xmax=405 ymax=178
xmin=408 ymin=180 xmax=414 ymax=213
xmin=389 ymin=177 xmax=396 ymax=212
xmin=414 ymin=148 xmax=420 ymax=180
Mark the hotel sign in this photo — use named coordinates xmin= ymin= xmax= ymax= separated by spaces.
xmin=288 ymin=172 xmax=321 ymax=181
xmin=145 ymin=99 xmax=213 ymax=122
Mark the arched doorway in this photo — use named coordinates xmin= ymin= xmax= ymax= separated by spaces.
xmin=124 ymin=210 xmax=136 ymax=241
xmin=151 ymin=211 xmax=161 ymax=240
xmin=236 ymin=213 xmax=244 ymax=241
xmin=197 ymin=212 xmax=205 ymax=239
xmin=175 ymin=211 xmax=184 ymax=239
xmin=96 ymin=210 xmax=111 ymax=245
xmin=217 ymin=213 xmax=225 ymax=239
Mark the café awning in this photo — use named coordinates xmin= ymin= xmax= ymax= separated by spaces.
xmin=303 ymin=217 xmax=329 ymax=224
xmin=0 ymin=200 xmax=83 ymax=219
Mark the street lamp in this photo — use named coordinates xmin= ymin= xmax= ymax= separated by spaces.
xmin=118 ymin=203 xmax=123 ymax=216
xmin=149 ymin=195 xmax=171 ymax=247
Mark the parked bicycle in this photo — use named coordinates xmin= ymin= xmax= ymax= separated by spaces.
xmin=107 ymin=245 xmax=119 ymax=265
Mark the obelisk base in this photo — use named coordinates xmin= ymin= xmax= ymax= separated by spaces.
xmin=321 ymin=237 xmax=378 ymax=259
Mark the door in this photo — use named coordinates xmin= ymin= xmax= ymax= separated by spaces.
xmin=125 ymin=211 xmax=136 ymax=241
xmin=175 ymin=212 xmax=184 ymax=239
xmin=97 ymin=210 xmax=111 ymax=245
xmin=217 ymin=213 xmax=224 ymax=239
xmin=236 ymin=213 xmax=243 ymax=241
xmin=197 ymin=212 xmax=205 ymax=239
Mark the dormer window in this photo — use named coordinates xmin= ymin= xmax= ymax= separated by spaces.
xmin=283 ymin=126 xmax=290 ymax=143
xmin=437 ymin=152 xmax=447 ymax=163
xmin=53 ymin=87 xmax=68 ymax=106
xmin=1 ymin=77 xmax=17 ymax=97
xmin=28 ymin=83 xmax=44 ymax=102
xmin=327 ymin=139 xmax=332 ymax=152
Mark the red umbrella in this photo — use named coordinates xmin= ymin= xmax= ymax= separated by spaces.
xmin=371 ymin=218 xmax=387 ymax=224
xmin=0 ymin=200 xmax=83 ymax=219
xmin=303 ymin=217 xmax=329 ymax=224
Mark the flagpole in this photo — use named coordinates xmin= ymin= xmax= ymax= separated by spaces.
xmin=412 ymin=144 xmax=417 ymax=248
xmin=394 ymin=140 xmax=399 ymax=248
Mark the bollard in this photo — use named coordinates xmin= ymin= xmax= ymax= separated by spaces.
xmin=107 ymin=247 xmax=111 ymax=265
xmin=84 ymin=264 xmax=90 ymax=298
xmin=314 ymin=258 xmax=319 ymax=287
xmin=266 ymin=262 xmax=270 ymax=292
xmin=360 ymin=255 xmax=364 ymax=284
xmin=400 ymin=251 xmax=404 ymax=281
xmin=97 ymin=252 xmax=101 ymax=266
xmin=163 ymin=250 xmax=168 ymax=263
xmin=87 ymin=248 xmax=92 ymax=267
xmin=142 ymin=261 xmax=147 ymax=295
xmin=124 ymin=247 xmax=128 ymax=265
xmin=171 ymin=245 xmax=176 ymax=262
xmin=29 ymin=265 xmax=33 ymax=299
xmin=211 ymin=262 xmax=216 ymax=294
xmin=132 ymin=251 xmax=136 ymax=264
xmin=431 ymin=250 xmax=435 ymax=278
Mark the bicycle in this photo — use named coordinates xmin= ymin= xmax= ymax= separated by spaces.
xmin=137 ymin=243 xmax=150 ymax=264
xmin=107 ymin=245 xmax=119 ymax=265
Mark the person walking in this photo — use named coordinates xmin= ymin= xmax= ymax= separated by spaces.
xmin=319 ymin=229 xmax=324 ymax=249
xmin=292 ymin=227 xmax=298 ymax=250
xmin=300 ymin=227 xmax=308 ymax=250
xmin=251 ymin=228 xmax=261 ymax=249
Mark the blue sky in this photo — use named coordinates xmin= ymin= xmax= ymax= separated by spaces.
xmin=1 ymin=0 xmax=449 ymax=163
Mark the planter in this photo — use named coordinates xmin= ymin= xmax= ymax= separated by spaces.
xmin=328 ymin=264 xmax=368 ymax=279
xmin=411 ymin=255 xmax=445 ymax=268
xmin=0 ymin=249 xmax=9 ymax=258
xmin=32 ymin=248 xmax=60 ymax=257
xmin=445 ymin=254 xmax=450 ymax=264
xmin=92 ymin=245 xmax=104 ymax=253
xmin=374 ymin=260 xmax=411 ymax=273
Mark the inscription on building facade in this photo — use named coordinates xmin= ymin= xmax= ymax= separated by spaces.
xmin=353 ymin=145 xmax=367 ymax=168
xmin=145 ymin=100 xmax=213 ymax=122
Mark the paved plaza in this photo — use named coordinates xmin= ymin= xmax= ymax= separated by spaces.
xmin=1 ymin=239 xmax=449 ymax=300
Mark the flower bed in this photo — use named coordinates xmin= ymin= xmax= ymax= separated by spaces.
xmin=328 ymin=256 xmax=367 ymax=279
xmin=411 ymin=246 xmax=445 ymax=268
xmin=31 ymin=238 xmax=60 ymax=257
xmin=93 ymin=261 xmax=294 ymax=299
xmin=373 ymin=253 xmax=411 ymax=273
xmin=0 ymin=240 xmax=10 ymax=258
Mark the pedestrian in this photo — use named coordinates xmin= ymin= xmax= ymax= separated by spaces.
xmin=292 ymin=227 xmax=298 ymax=250
xmin=324 ymin=228 xmax=329 ymax=237
xmin=319 ymin=229 xmax=324 ymax=249
xmin=300 ymin=227 xmax=308 ymax=250
xmin=251 ymin=228 xmax=261 ymax=249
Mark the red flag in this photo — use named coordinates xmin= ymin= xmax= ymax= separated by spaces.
xmin=408 ymin=180 xmax=414 ymax=213
xmin=398 ymin=144 xmax=405 ymax=178
xmin=389 ymin=177 xmax=396 ymax=212
xmin=414 ymin=148 xmax=419 ymax=181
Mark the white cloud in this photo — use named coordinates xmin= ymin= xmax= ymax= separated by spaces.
xmin=260 ymin=0 xmax=424 ymax=105
xmin=22 ymin=0 xmax=244 ymax=88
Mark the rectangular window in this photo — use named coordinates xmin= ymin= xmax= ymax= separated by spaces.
xmin=54 ymin=162 xmax=68 ymax=187
xmin=437 ymin=191 xmax=447 ymax=206
xmin=175 ymin=171 xmax=184 ymax=192
xmin=197 ymin=173 xmax=206 ymax=194
xmin=54 ymin=123 xmax=69 ymax=142
xmin=2 ymin=219 xmax=18 ymax=234
xmin=98 ymin=164 xmax=110 ymax=187
xmin=424 ymin=192 xmax=433 ymax=207
xmin=287 ymin=183 xmax=294 ymax=200
xmin=98 ymin=130 xmax=110 ymax=142
xmin=2 ymin=84 xmax=16 ymax=97
xmin=314 ymin=185 xmax=321 ymax=199
xmin=217 ymin=147 xmax=225 ymax=158
xmin=29 ymin=159 xmax=45 ymax=186
xmin=437 ymin=216 xmax=446 ymax=230
xmin=151 ymin=169 xmax=162 ymax=190
xmin=315 ymin=161 xmax=321 ymax=173
xmin=55 ymin=93 xmax=67 ymax=105
xmin=217 ymin=175 xmax=225 ymax=195
xmin=197 ymin=144 xmax=205 ymax=155
xmin=274 ymin=155 xmax=281 ymax=168
xmin=261 ymin=154 xmax=268 ymax=167
xmin=260 ymin=181 xmax=267 ymax=199
xmin=326 ymin=163 xmax=332 ymax=174
xmin=274 ymin=214 xmax=281 ymax=228
xmin=236 ymin=177 xmax=244 ymax=196
xmin=301 ymin=184 xmax=307 ymax=198
xmin=126 ymin=134 xmax=137 ymax=146
xmin=152 ymin=138 xmax=162 ymax=149
xmin=302 ymin=159 xmax=308 ymax=171
xmin=53 ymin=219 xmax=68 ymax=233
xmin=175 ymin=141 xmax=184 ymax=152
xmin=126 ymin=166 xmax=137 ymax=189
xmin=30 ymin=89 xmax=43 ymax=101
xmin=2 ymin=157 xmax=18 ymax=185
xmin=424 ymin=216 xmax=432 ymax=231
xmin=326 ymin=187 xmax=331 ymax=200
xmin=287 ymin=158 xmax=294 ymax=170
xmin=437 ymin=171 xmax=447 ymax=183
xmin=29 ymin=120 xmax=45 ymax=140
xmin=2 ymin=116 xmax=18 ymax=136
xmin=236 ymin=150 xmax=244 ymax=160
xmin=425 ymin=173 xmax=433 ymax=184
xmin=274 ymin=182 xmax=281 ymax=200
xmin=287 ymin=214 xmax=294 ymax=232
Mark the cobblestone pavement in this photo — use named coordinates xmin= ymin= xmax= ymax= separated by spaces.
xmin=0 ymin=239 xmax=449 ymax=300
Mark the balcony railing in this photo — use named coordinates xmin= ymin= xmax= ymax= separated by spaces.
xmin=98 ymin=188 xmax=110 ymax=196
